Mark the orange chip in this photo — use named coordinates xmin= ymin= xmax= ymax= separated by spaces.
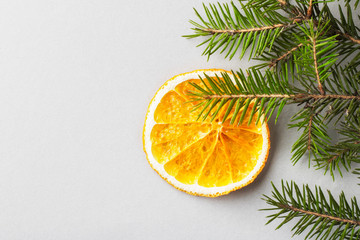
xmin=143 ymin=69 xmax=270 ymax=197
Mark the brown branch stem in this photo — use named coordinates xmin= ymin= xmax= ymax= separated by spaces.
xmin=339 ymin=32 xmax=360 ymax=45
xmin=312 ymin=37 xmax=325 ymax=95
xmin=278 ymin=0 xmax=287 ymax=6
xmin=327 ymin=135 xmax=360 ymax=163
xmin=306 ymin=0 xmax=313 ymax=19
xmin=280 ymin=204 xmax=360 ymax=226
xmin=201 ymin=19 xmax=302 ymax=35
xmin=202 ymin=24 xmax=285 ymax=34
xmin=327 ymin=152 xmax=342 ymax=163
xmin=308 ymin=113 xmax=314 ymax=150
xmin=269 ymin=43 xmax=303 ymax=67
xmin=203 ymin=93 xmax=360 ymax=100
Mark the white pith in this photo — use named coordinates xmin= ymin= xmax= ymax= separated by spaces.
xmin=143 ymin=69 xmax=270 ymax=196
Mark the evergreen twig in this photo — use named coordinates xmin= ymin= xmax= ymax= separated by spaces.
xmin=262 ymin=181 xmax=360 ymax=239
xmin=183 ymin=2 xmax=297 ymax=60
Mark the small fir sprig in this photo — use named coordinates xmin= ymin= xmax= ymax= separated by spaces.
xmin=315 ymin=114 xmax=360 ymax=178
xmin=262 ymin=181 xmax=360 ymax=240
xmin=183 ymin=1 xmax=294 ymax=60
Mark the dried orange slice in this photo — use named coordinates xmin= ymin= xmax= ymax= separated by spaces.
xmin=143 ymin=69 xmax=270 ymax=197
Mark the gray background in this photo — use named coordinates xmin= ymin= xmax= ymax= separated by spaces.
xmin=0 ymin=0 xmax=358 ymax=239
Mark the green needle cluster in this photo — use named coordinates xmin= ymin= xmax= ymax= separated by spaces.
xmin=262 ymin=181 xmax=360 ymax=240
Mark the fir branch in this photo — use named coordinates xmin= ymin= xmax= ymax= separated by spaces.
xmin=289 ymin=108 xmax=331 ymax=165
xmin=254 ymin=27 xmax=306 ymax=70
xmin=269 ymin=43 xmax=303 ymax=68
xmin=323 ymin=67 xmax=360 ymax=123
xmin=184 ymin=2 xmax=298 ymax=60
xmin=316 ymin=119 xmax=360 ymax=178
xmin=188 ymin=69 xmax=360 ymax=125
xmin=293 ymin=19 xmax=339 ymax=94
xmin=188 ymin=69 xmax=294 ymax=125
xmin=288 ymin=66 xmax=360 ymax=166
xmin=281 ymin=205 xmax=360 ymax=226
xmin=262 ymin=181 xmax=360 ymax=239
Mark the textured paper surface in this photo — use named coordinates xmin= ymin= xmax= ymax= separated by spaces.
xmin=0 ymin=1 xmax=357 ymax=239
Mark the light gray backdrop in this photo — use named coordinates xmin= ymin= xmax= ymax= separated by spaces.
xmin=0 ymin=0 xmax=357 ymax=239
